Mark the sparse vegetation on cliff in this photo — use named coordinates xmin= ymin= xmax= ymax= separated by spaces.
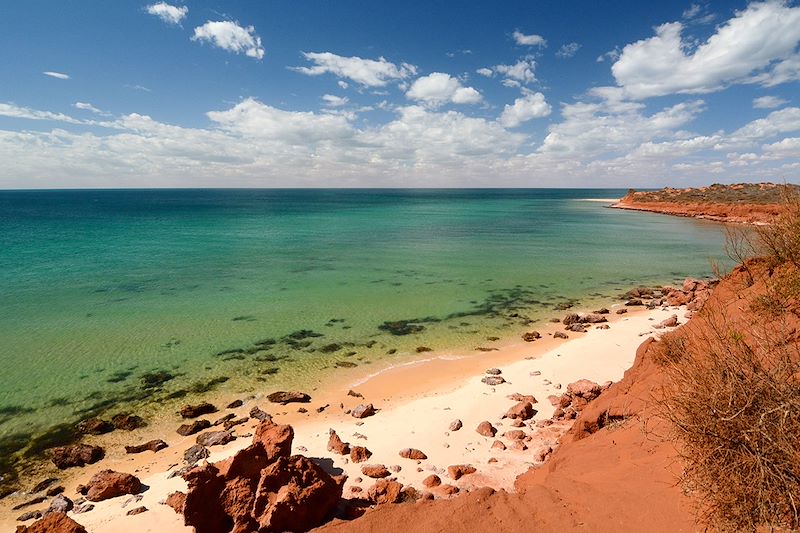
xmin=655 ymin=189 xmax=800 ymax=531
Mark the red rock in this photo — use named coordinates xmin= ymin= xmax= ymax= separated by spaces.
xmin=534 ymin=446 xmax=553 ymax=462
xmin=448 ymin=419 xmax=463 ymax=431
xmin=521 ymin=331 xmax=541 ymax=342
xmin=124 ymin=439 xmax=168 ymax=454
xmin=196 ymin=430 xmax=235 ymax=447
xmin=615 ymin=308 xmax=628 ymax=314
xmin=476 ymin=421 xmax=496 ymax=437
xmin=176 ymin=419 xmax=211 ymax=436
xmin=399 ymin=448 xmax=427 ymax=460
xmin=367 ymin=479 xmax=403 ymax=504
xmin=503 ymin=430 xmax=527 ymax=440
xmin=182 ymin=420 xmax=342 ymax=533
xmin=654 ymin=314 xmax=679 ymax=329
xmin=85 ymin=470 xmax=141 ymax=502
xmin=361 ymin=464 xmax=391 ymax=478
xmin=126 ymin=506 xmax=147 ymax=515
xmin=440 ymin=484 xmax=459 ymax=495
xmin=447 ymin=465 xmax=476 ymax=480
xmin=50 ymin=444 xmax=104 ymax=469
xmin=506 ymin=401 xmax=535 ymax=420
xmin=350 ymin=446 xmax=372 ymax=463
xmin=266 ymin=391 xmax=311 ymax=404
xmin=76 ymin=418 xmax=114 ymax=435
xmin=223 ymin=417 xmax=249 ymax=430
xmin=567 ymin=379 xmax=602 ymax=400
xmin=422 ymin=474 xmax=441 ymax=488
xmin=111 ymin=414 xmax=146 ymax=431
xmin=163 ymin=491 xmax=185 ymax=514
xmin=491 ymin=440 xmax=506 ymax=451
xmin=14 ymin=512 xmax=86 ymax=533
xmin=508 ymin=393 xmax=537 ymax=404
xmin=481 ymin=376 xmax=506 ymax=386
xmin=180 ymin=402 xmax=218 ymax=419
xmin=327 ymin=429 xmax=350 ymax=455
xmin=226 ymin=399 xmax=243 ymax=409
xmin=351 ymin=403 xmax=376 ymax=418
xmin=509 ymin=441 xmax=528 ymax=451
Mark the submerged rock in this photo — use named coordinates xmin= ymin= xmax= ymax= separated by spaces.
xmin=51 ymin=444 xmax=104 ymax=469
xmin=76 ymin=418 xmax=114 ymax=436
xmin=111 ymin=414 xmax=146 ymax=431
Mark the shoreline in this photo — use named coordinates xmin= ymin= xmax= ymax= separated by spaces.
xmin=1 ymin=294 xmax=689 ymax=531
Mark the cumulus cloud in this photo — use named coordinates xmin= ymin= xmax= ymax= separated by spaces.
xmin=0 ymin=103 xmax=84 ymax=124
xmin=493 ymin=58 xmax=536 ymax=87
xmin=322 ymin=94 xmax=349 ymax=107
xmin=406 ymin=73 xmax=482 ymax=107
xmin=596 ymin=47 xmax=620 ymax=63
xmin=753 ymin=96 xmax=789 ymax=109
xmin=556 ymin=42 xmax=581 ymax=59
xmin=291 ymin=52 xmax=416 ymax=87
xmin=498 ymin=92 xmax=551 ymax=128
xmin=610 ymin=1 xmax=800 ymax=99
xmin=192 ymin=21 xmax=265 ymax=60
xmin=512 ymin=30 xmax=546 ymax=47
xmin=145 ymin=2 xmax=187 ymax=25
xmin=43 ymin=71 xmax=69 ymax=80
xmin=476 ymin=67 xmax=493 ymax=77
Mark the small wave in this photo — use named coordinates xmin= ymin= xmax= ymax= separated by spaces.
xmin=349 ymin=353 xmax=469 ymax=387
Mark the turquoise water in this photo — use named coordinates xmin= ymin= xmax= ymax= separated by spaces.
xmin=0 ymin=189 xmax=727 ymax=475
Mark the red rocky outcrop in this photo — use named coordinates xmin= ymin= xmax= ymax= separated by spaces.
xmin=50 ymin=444 xmax=104 ymax=469
xmin=14 ymin=512 xmax=86 ymax=533
xmin=182 ymin=420 xmax=343 ymax=533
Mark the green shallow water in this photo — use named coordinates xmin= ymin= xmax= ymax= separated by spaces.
xmin=0 ymin=189 xmax=728 ymax=474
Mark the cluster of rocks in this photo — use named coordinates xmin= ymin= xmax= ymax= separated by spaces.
xmin=561 ymin=311 xmax=608 ymax=333
xmin=549 ymin=379 xmax=611 ymax=421
xmin=621 ymin=278 xmax=715 ymax=318
xmin=181 ymin=420 xmax=344 ymax=533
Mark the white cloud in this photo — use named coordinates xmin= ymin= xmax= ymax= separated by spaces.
xmin=493 ymin=58 xmax=536 ymax=85
xmin=0 ymin=103 xmax=83 ymax=124
xmin=499 ymin=91 xmax=551 ymax=128
xmin=292 ymin=52 xmax=416 ymax=87
xmin=512 ymin=30 xmax=546 ymax=47
xmin=753 ymin=96 xmax=789 ymax=109
xmin=322 ymin=94 xmax=349 ymax=107
xmin=145 ymin=2 xmax=187 ymax=25
xmin=476 ymin=67 xmax=493 ymax=77
xmin=596 ymin=47 xmax=620 ymax=63
xmin=43 ymin=71 xmax=69 ymax=80
xmin=682 ymin=3 xmax=716 ymax=24
xmin=725 ymin=107 xmax=800 ymax=145
xmin=556 ymin=42 xmax=581 ymax=59
xmin=337 ymin=80 xmax=349 ymax=89
xmin=73 ymin=102 xmax=105 ymax=115
xmin=406 ymin=73 xmax=482 ymax=107
xmin=192 ymin=21 xmax=264 ymax=60
xmin=610 ymin=1 xmax=800 ymax=99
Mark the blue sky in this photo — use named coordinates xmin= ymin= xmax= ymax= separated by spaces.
xmin=0 ymin=0 xmax=798 ymax=188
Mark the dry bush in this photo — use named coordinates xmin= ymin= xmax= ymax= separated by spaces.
xmin=658 ymin=305 xmax=800 ymax=531
xmin=755 ymin=185 xmax=800 ymax=269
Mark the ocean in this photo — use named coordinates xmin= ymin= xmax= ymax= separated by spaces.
xmin=0 ymin=189 xmax=727 ymax=473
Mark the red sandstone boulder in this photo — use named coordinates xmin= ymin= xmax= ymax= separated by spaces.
xmin=350 ymin=446 xmax=372 ymax=463
xmin=85 ymin=470 xmax=142 ymax=502
xmin=399 ymin=448 xmax=427 ymax=460
xmin=14 ymin=512 xmax=86 ymax=533
xmin=125 ymin=439 xmax=168 ymax=454
xmin=176 ymin=419 xmax=211 ymax=436
xmin=351 ymin=404 xmax=376 ymax=419
xmin=361 ymin=464 xmax=391 ymax=478
xmin=367 ymin=479 xmax=404 ymax=504
xmin=51 ymin=444 xmax=104 ymax=469
xmin=422 ymin=474 xmax=441 ymax=488
xmin=327 ymin=429 xmax=350 ymax=455
xmin=566 ymin=379 xmax=602 ymax=400
xmin=76 ymin=418 xmax=114 ymax=435
xmin=447 ymin=465 xmax=476 ymax=480
xmin=182 ymin=420 xmax=342 ymax=533
xmin=180 ymin=402 xmax=218 ymax=419
xmin=654 ymin=314 xmax=679 ymax=329
xmin=505 ymin=401 xmax=535 ymax=420
xmin=266 ymin=391 xmax=311 ymax=405
xmin=476 ymin=421 xmax=496 ymax=437
xmin=163 ymin=491 xmax=185 ymax=514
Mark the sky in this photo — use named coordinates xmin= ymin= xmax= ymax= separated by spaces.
xmin=0 ymin=0 xmax=799 ymax=188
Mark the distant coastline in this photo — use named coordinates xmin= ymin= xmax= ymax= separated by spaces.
xmin=610 ymin=182 xmax=796 ymax=224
